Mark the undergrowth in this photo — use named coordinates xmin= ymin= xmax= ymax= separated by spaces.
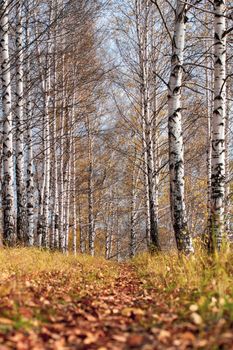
xmin=132 ymin=245 xmax=233 ymax=324
xmin=0 ymin=247 xmax=117 ymax=280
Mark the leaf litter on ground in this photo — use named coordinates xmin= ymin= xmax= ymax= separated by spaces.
xmin=0 ymin=248 xmax=232 ymax=349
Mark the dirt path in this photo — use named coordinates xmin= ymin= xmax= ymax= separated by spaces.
xmin=0 ymin=264 xmax=232 ymax=350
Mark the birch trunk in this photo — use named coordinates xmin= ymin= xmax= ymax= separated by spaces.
xmin=135 ymin=0 xmax=160 ymax=250
xmin=25 ymin=13 xmax=34 ymax=246
xmin=52 ymin=111 xmax=59 ymax=249
xmin=26 ymin=115 xmax=34 ymax=246
xmin=51 ymin=0 xmax=59 ymax=249
xmin=78 ymin=197 xmax=85 ymax=254
xmin=224 ymin=85 xmax=230 ymax=237
xmin=64 ymin=159 xmax=71 ymax=253
xmin=205 ymin=38 xmax=213 ymax=246
xmin=105 ymin=201 xmax=113 ymax=259
xmin=64 ymin=121 xmax=72 ymax=253
xmin=86 ymin=116 xmax=95 ymax=256
xmin=168 ymin=0 xmax=193 ymax=254
xmin=15 ymin=0 xmax=27 ymax=243
xmin=209 ymin=0 xmax=226 ymax=250
xmin=0 ymin=0 xmax=16 ymax=245
xmin=88 ymin=149 xmax=95 ymax=256
xmin=71 ymin=139 xmax=77 ymax=255
xmin=37 ymin=125 xmax=46 ymax=247
xmin=42 ymin=91 xmax=51 ymax=248
xmin=130 ymin=181 xmax=137 ymax=258
xmin=59 ymin=56 xmax=65 ymax=252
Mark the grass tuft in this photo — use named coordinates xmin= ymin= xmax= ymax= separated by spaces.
xmin=132 ymin=245 xmax=233 ymax=323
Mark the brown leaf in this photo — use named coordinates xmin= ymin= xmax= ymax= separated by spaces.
xmin=158 ymin=330 xmax=171 ymax=343
xmin=18 ymin=307 xmax=33 ymax=319
xmin=0 ymin=318 xmax=13 ymax=325
xmin=180 ymin=332 xmax=196 ymax=342
xmin=127 ymin=334 xmax=144 ymax=347
xmin=83 ymin=332 xmax=99 ymax=345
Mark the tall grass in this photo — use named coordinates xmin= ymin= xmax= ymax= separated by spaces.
xmin=132 ymin=245 xmax=233 ymax=322
xmin=0 ymin=248 xmax=118 ymax=284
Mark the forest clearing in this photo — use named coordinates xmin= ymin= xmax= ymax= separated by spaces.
xmin=0 ymin=248 xmax=232 ymax=350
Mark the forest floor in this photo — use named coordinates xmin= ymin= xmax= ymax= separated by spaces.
xmin=0 ymin=249 xmax=232 ymax=350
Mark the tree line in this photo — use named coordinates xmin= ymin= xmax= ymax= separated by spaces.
xmin=0 ymin=0 xmax=232 ymax=257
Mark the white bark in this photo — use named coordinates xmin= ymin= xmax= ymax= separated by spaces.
xmin=130 ymin=177 xmax=137 ymax=258
xmin=25 ymin=11 xmax=34 ymax=246
xmin=71 ymin=139 xmax=77 ymax=255
xmin=168 ymin=0 xmax=194 ymax=253
xmin=42 ymin=91 xmax=51 ymax=248
xmin=205 ymin=39 xmax=213 ymax=245
xmin=15 ymin=0 xmax=27 ymax=243
xmin=78 ymin=197 xmax=85 ymax=254
xmin=64 ymin=159 xmax=71 ymax=253
xmin=51 ymin=0 xmax=59 ymax=250
xmin=87 ymin=116 xmax=95 ymax=256
xmin=59 ymin=56 xmax=65 ymax=252
xmin=210 ymin=0 xmax=226 ymax=250
xmin=105 ymin=201 xmax=113 ymax=259
xmin=0 ymin=0 xmax=16 ymax=244
xmin=224 ymin=85 xmax=230 ymax=237
xmin=135 ymin=0 xmax=160 ymax=250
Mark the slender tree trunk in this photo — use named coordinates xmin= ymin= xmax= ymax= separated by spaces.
xmin=26 ymin=115 xmax=34 ymax=246
xmin=15 ymin=0 xmax=27 ymax=243
xmin=135 ymin=0 xmax=160 ymax=250
xmin=87 ymin=116 xmax=95 ymax=256
xmin=116 ymin=202 xmax=120 ymax=262
xmin=59 ymin=56 xmax=65 ymax=252
xmin=205 ymin=43 xmax=212 ymax=245
xmin=225 ymin=84 xmax=230 ymax=237
xmin=71 ymin=139 xmax=77 ymax=255
xmin=42 ymin=91 xmax=51 ymax=248
xmin=78 ymin=196 xmax=85 ymax=254
xmin=144 ymin=0 xmax=160 ymax=251
xmin=25 ymin=10 xmax=35 ymax=246
xmin=0 ymin=0 xmax=16 ymax=245
xmin=64 ymin=162 xmax=71 ymax=253
xmin=168 ymin=1 xmax=193 ymax=254
xmin=51 ymin=0 xmax=59 ymax=250
xmin=105 ymin=202 xmax=112 ymax=259
xmin=209 ymin=0 xmax=226 ymax=251
xmin=130 ymin=178 xmax=137 ymax=258
xmin=37 ymin=122 xmax=46 ymax=247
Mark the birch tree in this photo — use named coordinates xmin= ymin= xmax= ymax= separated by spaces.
xmin=15 ymin=0 xmax=27 ymax=243
xmin=209 ymin=0 xmax=226 ymax=250
xmin=25 ymin=2 xmax=35 ymax=246
xmin=0 ymin=0 xmax=16 ymax=245
xmin=167 ymin=0 xmax=194 ymax=254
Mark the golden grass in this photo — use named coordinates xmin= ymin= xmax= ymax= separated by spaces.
xmin=132 ymin=245 xmax=233 ymax=322
xmin=0 ymin=249 xmax=118 ymax=333
xmin=0 ymin=248 xmax=118 ymax=285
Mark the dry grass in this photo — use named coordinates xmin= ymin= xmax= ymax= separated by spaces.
xmin=0 ymin=248 xmax=119 ymax=291
xmin=132 ymin=245 xmax=233 ymax=323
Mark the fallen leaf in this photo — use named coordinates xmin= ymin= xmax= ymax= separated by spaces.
xmin=190 ymin=312 xmax=203 ymax=325
xmin=189 ymin=304 xmax=198 ymax=312
xmin=127 ymin=334 xmax=144 ymax=347
xmin=180 ymin=332 xmax=196 ymax=342
xmin=0 ymin=318 xmax=13 ymax=325
xmin=121 ymin=307 xmax=145 ymax=317
xmin=158 ymin=330 xmax=171 ymax=342
xmin=112 ymin=334 xmax=128 ymax=342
